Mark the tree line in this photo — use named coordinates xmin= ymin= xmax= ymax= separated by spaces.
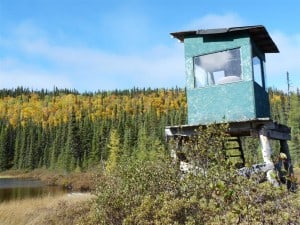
xmin=0 ymin=87 xmax=299 ymax=172
xmin=0 ymin=87 xmax=186 ymax=171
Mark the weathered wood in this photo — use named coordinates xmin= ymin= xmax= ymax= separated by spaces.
xmin=277 ymin=140 xmax=297 ymax=191
xmin=165 ymin=120 xmax=291 ymax=140
xmin=259 ymin=130 xmax=279 ymax=186
xmin=165 ymin=120 xmax=293 ymax=188
xmin=267 ymin=130 xmax=291 ymax=140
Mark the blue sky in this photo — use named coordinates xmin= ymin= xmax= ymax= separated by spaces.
xmin=0 ymin=0 xmax=299 ymax=92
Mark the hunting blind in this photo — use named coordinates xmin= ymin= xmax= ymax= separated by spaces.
xmin=165 ymin=25 xmax=297 ymax=191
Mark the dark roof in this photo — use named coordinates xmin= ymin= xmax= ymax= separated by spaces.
xmin=170 ymin=25 xmax=279 ymax=53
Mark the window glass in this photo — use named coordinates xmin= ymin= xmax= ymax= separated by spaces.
xmin=252 ymin=56 xmax=263 ymax=86
xmin=194 ymin=48 xmax=242 ymax=88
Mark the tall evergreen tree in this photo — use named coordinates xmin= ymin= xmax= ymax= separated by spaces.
xmin=80 ymin=114 xmax=92 ymax=168
xmin=288 ymin=92 xmax=300 ymax=166
xmin=89 ymin=121 xmax=102 ymax=167
xmin=0 ymin=125 xmax=8 ymax=171
xmin=63 ymin=108 xmax=82 ymax=171
xmin=17 ymin=125 xmax=27 ymax=169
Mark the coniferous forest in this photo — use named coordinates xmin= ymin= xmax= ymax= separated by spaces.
xmin=0 ymin=87 xmax=299 ymax=173
xmin=0 ymin=87 xmax=187 ymax=172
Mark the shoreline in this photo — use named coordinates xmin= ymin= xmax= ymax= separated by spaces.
xmin=0 ymin=168 xmax=98 ymax=192
xmin=0 ymin=175 xmax=16 ymax=179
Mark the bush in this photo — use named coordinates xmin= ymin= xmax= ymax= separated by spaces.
xmin=93 ymin=154 xmax=179 ymax=225
xmin=87 ymin=124 xmax=300 ymax=225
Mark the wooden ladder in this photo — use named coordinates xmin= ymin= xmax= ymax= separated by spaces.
xmin=225 ymin=137 xmax=245 ymax=168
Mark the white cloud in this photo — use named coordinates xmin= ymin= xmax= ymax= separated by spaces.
xmin=0 ymin=57 xmax=72 ymax=90
xmin=185 ymin=14 xmax=300 ymax=91
xmin=186 ymin=13 xmax=247 ymax=30
xmin=0 ymin=23 xmax=185 ymax=92
xmin=266 ymin=32 xmax=300 ymax=91
xmin=1 ymin=16 xmax=299 ymax=92
xmin=0 ymin=70 xmax=72 ymax=91
xmin=0 ymin=14 xmax=250 ymax=92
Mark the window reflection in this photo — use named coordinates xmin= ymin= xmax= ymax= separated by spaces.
xmin=252 ymin=56 xmax=263 ymax=87
xmin=194 ymin=48 xmax=242 ymax=88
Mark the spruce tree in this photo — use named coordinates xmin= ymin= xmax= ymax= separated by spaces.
xmin=122 ymin=127 xmax=134 ymax=158
xmin=49 ymin=125 xmax=62 ymax=169
xmin=17 ymin=125 xmax=27 ymax=169
xmin=288 ymin=92 xmax=300 ymax=166
xmin=89 ymin=122 xmax=101 ymax=167
xmin=13 ymin=125 xmax=21 ymax=169
xmin=80 ymin=114 xmax=92 ymax=168
xmin=64 ymin=108 xmax=81 ymax=171
xmin=0 ymin=125 xmax=8 ymax=171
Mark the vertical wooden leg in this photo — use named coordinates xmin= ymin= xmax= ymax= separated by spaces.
xmin=280 ymin=140 xmax=296 ymax=191
xmin=259 ymin=133 xmax=273 ymax=165
xmin=259 ymin=131 xmax=279 ymax=186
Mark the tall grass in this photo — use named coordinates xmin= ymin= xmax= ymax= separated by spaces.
xmin=0 ymin=193 xmax=93 ymax=225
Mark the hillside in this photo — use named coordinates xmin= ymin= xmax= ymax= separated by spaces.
xmin=0 ymin=87 xmax=299 ymax=172
xmin=0 ymin=87 xmax=186 ymax=171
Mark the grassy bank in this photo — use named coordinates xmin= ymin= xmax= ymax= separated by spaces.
xmin=0 ymin=168 xmax=100 ymax=191
xmin=0 ymin=193 xmax=94 ymax=225
xmin=0 ymin=175 xmax=15 ymax=179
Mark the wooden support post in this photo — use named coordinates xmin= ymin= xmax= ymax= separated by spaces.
xmin=279 ymin=140 xmax=296 ymax=190
xmin=280 ymin=140 xmax=293 ymax=171
xmin=259 ymin=133 xmax=273 ymax=165
xmin=259 ymin=130 xmax=279 ymax=187
xmin=166 ymin=121 xmax=296 ymax=190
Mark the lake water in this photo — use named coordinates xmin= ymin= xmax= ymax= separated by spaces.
xmin=0 ymin=178 xmax=66 ymax=203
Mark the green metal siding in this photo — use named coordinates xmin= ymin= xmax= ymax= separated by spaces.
xmin=253 ymin=82 xmax=270 ymax=118
xmin=187 ymin=81 xmax=256 ymax=124
xmin=184 ymin=33 xmax=270 ymax=125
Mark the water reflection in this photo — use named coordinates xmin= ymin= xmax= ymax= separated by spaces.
xmin=0 ymin=178 xmax=66 ymax=203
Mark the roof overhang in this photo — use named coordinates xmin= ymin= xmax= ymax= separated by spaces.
xmin=170 ymin=25 xmax=279 ymax=53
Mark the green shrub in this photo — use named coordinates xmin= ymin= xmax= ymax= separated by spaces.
xmin=89 ymin=124 xmax=300 ymax=225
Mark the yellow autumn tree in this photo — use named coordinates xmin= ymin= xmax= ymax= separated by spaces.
xmin=106 ymin=129 xmax=122 ymax=173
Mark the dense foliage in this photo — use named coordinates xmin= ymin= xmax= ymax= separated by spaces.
xmin=0 ymin=87 xmax=299 ymax=224
xmin=0 ymin=87 xmax=299 ymax=172
xmin=79 ymin=124 xmax=300 ymax=225
xmin=269 ymin=88 xmax=300 ymax=166
xmin=0 ymin=87 xmax=186 ymax=171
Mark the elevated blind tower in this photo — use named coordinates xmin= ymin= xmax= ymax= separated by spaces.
xmin=166 ymin=25 xmax=296 ymax=191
